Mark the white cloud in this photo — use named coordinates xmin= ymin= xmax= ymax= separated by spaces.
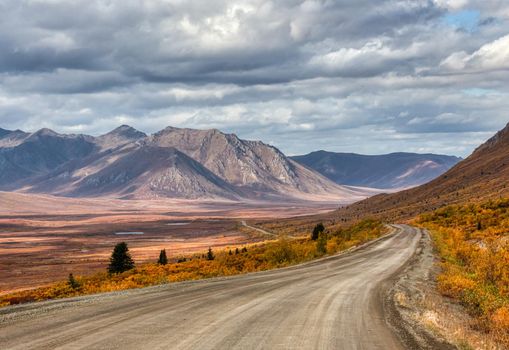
xmin=433 ymin=0 xmax=468 ymax=10
xmin=441 ymin=34 xmax=509 ymax=72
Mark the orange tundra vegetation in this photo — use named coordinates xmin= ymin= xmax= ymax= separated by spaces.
xmin=0 ymin=219 xmax=386 ymax=307
xmin=417 ymin=199 xmax=509 ymax=345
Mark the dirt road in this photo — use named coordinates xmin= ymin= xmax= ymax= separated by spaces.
xmin=0 ymin=225 xmax=422 ymax=349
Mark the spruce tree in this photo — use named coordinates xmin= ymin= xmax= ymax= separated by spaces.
xmin=311 ymin=223 xmax=325 ymax=241
xmin=108 ymin=242 xmax=135 ymax=274
xmin=68 ymin=273 xmax=80 ymax=290
xmin=207 ymin=247 xmax=215 ymax=261
xmin=158 ymin=249 xmax=168 ymax=265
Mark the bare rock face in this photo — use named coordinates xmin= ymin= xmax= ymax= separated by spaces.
xmin=65 ymin=145 xmax=241 ymax=199
xmin=0 ymin=125 xmax=372 ymax=202
xmin=148 ymin=127 xmax=356 ymax=200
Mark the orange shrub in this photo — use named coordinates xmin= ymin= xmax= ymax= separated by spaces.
xmin=418 ymin=198 xmax=509 ymax=346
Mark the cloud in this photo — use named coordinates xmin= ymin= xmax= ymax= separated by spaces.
xmin=0 ymin=0 xmax=507 ymax=157
xmin=441 ymin=34 xmax=509 ymax=71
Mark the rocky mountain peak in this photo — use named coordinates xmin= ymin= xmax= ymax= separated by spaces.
xmin=106 ymin=125 xmax=146 ymax=138
xmin=32 ymin=128 xmax=59 ymax=137
xmin=96 ymin=125 xmax=147 ymax=149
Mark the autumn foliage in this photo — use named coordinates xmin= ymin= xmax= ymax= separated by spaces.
xmin=417 ymin=198 xmax=509 ymax=345
xmin=0 ymin=219 xmax=386 ymax=307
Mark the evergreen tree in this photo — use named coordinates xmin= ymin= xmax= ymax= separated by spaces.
xmin=316 ymin=231 xmax=327 ymax=255
xmin=207 ymin=247 xmax=215 ymax=261
xmin=108 ymin=242 xmax=135 ymax=274
xmin=235 ymin=248 xmax=239 ymax=255
xmin=158 ymin=249 xmax=168 ymax=265
xmin=311 ymin=223 xmax=325 ymax=240
xmin=228 ymin=249 xmax=233 ymax=255
xmin=68 ymin=273 xmax=80 ymax=290
xmin=241 ymin=247 xmax=248 ymax=253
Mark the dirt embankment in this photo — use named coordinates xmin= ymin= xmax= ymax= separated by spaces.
xmin=386 ymin=228 xmax=506 ymax=350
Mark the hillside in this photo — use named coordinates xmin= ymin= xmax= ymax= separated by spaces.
xmin=148 ymin=127 xmax=366 ymax=200
xmin=0 ymin=125 xmax=370 ymax=202
xmin=292 ymin=151 xmax=460 ymax=189
xmin=0 ymin=129 xmax=97 ymax=188
xmin=333 ymin=122 xmax=509 ymax=222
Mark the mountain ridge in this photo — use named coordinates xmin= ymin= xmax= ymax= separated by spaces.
xmin=0 ymin=125 xmax=371 ymax=202
xmin=291 ymin=151 xmax=461 ymax=189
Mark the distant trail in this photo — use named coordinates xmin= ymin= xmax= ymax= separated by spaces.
xmin=0 ymin=225 xmax=421 ymax=350
xmin=240 ymin=220 xmax=278 ymax=238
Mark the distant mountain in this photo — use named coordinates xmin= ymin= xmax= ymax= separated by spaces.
xmin=96 ymin=125 xmax=147 ymax=149
xmin=148 ymin=127 xmax=361 ymax=199
xmin=37 ymin=145 xmax=242 ymax=200
xmin=291 ymin=151 xmax=461 ymax=189
xmin=0 ymin=128 xmax=29 ymax=147
xmin=334 ymin=122 xmax=509 ymax=221
xmin=0 ymin=125 xmax=372 ymax=202
xmin=0 ymin=128 xmax=97 ymax=188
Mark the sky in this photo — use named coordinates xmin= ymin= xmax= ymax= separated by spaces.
xmin=0 ymin=0 xmax=508 ymax=157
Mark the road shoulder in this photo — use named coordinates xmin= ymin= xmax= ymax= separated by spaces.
xmin=384 ymin=228 xmax=456 ymax=350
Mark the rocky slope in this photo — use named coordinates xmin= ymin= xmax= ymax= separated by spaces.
xmin=0 ymin=125 xmax=370 ymax=201
xmin=292 ymin=151 xmax=460 ymax=189
xmin=148 ymin=127 xmax=361 ymax=200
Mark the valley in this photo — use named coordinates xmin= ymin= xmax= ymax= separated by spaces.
xmin=0 ymin=192 xmax=337 ymax=294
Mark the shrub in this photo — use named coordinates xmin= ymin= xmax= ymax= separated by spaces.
xmin=265 ymin=236 xmax=296 ymax=265
xmin=316 ymin=232 xmax=327 ymax=255
xmin=418 ymin=198 xmax=509 ymax=346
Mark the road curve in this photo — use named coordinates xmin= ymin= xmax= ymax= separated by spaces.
xmin=0 ymin=224 xmax=422 ymax=350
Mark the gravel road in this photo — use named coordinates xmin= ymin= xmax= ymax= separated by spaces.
xmin=0 ymin=224 xmax=421 ymax=350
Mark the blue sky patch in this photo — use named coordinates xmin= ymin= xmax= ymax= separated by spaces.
xmin=443 ymin=9 xmax=481 ymax=32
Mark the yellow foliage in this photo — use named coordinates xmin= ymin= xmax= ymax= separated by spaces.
xmin=418 ymin=198 xmax=509 ymax=346
xmin=492 ymin=307 xmax=509 ymax=330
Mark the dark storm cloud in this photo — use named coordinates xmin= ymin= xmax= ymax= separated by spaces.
xmin=0 ymin=0 xmax=508 ymax=157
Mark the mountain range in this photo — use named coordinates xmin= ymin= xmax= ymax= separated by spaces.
xmin=0 ymin=125 xmax=370 ymax=202
xmin=0 ymin=125 xmax=461 ymax=202
xmin=334 ymin=122 xmax=509 ymax=221
xmin=291 ymin=151 xmax=461 ymax=189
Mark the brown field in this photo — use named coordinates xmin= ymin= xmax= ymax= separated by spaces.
xmin=0 ymin=192 xmax=338 ymax=294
